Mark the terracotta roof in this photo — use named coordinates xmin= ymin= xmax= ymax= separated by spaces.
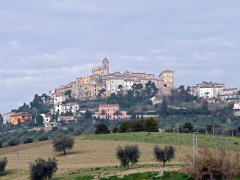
xmin=99 ymin=104 xmax=119 ymax=107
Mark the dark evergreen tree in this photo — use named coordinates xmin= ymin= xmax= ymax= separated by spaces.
xmin=183 ymin=122 xmax=193 ymax=132
xmin=95 ymin=123 xmax=110 ymax=134
xmin=119 ymin=121 xmax=131 ymax=133
xmin=145 ymin=117 xmax=159 ymax=132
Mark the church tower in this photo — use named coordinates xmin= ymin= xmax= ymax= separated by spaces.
xmin=102 ymin=57 xmax=109 ymax=75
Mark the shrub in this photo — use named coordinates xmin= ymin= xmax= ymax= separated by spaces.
xmin=8 ymin=139 xmax=17 ymax=146
xmin=116 ymin=144 xmax=140 ymax=169
xmin=24 ymin=137 xmax=33 ymax=144
xmin=53 ymin=134 xmax=74 ymax=155
xmin=182 ymin=147 xmax=240 ymax=180
xmin=52 ymin=127 xmax=58 ymax=132
xmin=112 ymin=127 xmax=118 ymax=133
xmin=29 ymin=157 xmax=58 ymax=180
xmin=38 ymin=135 xmax=49 ymax=141
xmin=0 ymin=157 xmax=8 ymax=172
xmin=68 ymin=127 xmax=74 ymax=132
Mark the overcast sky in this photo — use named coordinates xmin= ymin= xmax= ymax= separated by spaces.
xmin=1 ymin=0 xmax=240 ymax=114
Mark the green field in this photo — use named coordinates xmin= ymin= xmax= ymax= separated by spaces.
xmin=83 ymin=132 xmax=240 ymax=151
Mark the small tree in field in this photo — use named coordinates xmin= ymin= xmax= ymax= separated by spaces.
xmin=154 ymin=145 xmax=175 ymax=167
xmin=116 ymin=145 xmax=140 ymax=169
xmin=0 ymin=157 xmax=8 ymax=172
xmin=29 ymin=157 xmax=58 ymax=180
xmin=53 ymin=135 xmax=74 ymax=155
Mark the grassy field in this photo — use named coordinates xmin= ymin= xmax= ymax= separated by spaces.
xmin=0 ymin=132 xmax=239 ymax=179
xmin=0 ymin=134 xmax=189 ymax=179
xmin=83 ymin=132 xmax=240 ymax=151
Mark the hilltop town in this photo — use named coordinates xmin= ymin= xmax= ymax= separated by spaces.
xmin=1 ymin=57 xmax=240 ymax=130
xmin=49 ymin=57 xmax=174 ymax=101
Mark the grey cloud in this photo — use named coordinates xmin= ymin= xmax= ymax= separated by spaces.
xmin=1 ymin=0 xmax=240 ymax=114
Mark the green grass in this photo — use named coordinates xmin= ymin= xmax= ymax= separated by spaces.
xmin=82 ymin=132 xmax=240 ymax=151
xmin=74 ymin=171 xmax=192 ymax=180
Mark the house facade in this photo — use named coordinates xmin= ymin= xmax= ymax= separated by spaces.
xmin=10 ymin=112 xmax=32 ymax=125
xmin=95 ymin=104 xmax=130 ymax=120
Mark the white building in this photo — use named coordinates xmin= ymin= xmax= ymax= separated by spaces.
xmin=41 ymin=114 xmax=52 ymax=124
xmin=52 ymin=103 xmax=79 ymax=115
xmin=54 ymin=96 xmax=67 ymax=105
xmin=190 ymin=81 xmax=225 ymax=99
xmin=233 ymin=103 xmax=240 ymax=117
xmin=2 ymin=112 xmax=16 ymax=124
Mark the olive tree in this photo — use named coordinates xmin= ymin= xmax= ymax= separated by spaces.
xmin=53 ymin=135 xmax=74 ymax=155
xmin=29 ymin=157 xmax=58 ymax=180
xmin=153 ymin=145 xmax=175 ymax=167
xmin=116 ymin=145 xmax=140 ymax=169
xmin=0 ymin=157 xmax=8 ymax=172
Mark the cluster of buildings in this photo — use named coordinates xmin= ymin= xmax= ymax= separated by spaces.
xmin=49 ymin=57 xmax=174 ymax=102
xmin=190 ymin=81 xmax=239 ymax=102
xmin=190 ymin=81 xmax=240 ymax=117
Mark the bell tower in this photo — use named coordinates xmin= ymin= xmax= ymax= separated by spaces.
xmin=102 ymin=57 xmax=109 ymax=75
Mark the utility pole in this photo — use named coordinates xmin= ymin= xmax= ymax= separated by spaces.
xmin=177 ymin=123 xmax=180 ymax=154
xmin=17 ymin=137 xmax=20 ymax=180
xmin=193 ymin=132 xmax=198 ymax=166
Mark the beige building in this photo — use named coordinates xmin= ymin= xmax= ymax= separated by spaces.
xmin=159 ymin=70 xmax=174 ymax=88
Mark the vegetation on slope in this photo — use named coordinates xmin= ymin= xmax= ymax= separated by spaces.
xmin=83 ymin=132 xmax=240 ymax=151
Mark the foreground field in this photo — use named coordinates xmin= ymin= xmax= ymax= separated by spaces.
xmin=0 ymin=136 xmax=189 ymax=179
xmin=1 ymin=132 xmax=238 ymax=179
